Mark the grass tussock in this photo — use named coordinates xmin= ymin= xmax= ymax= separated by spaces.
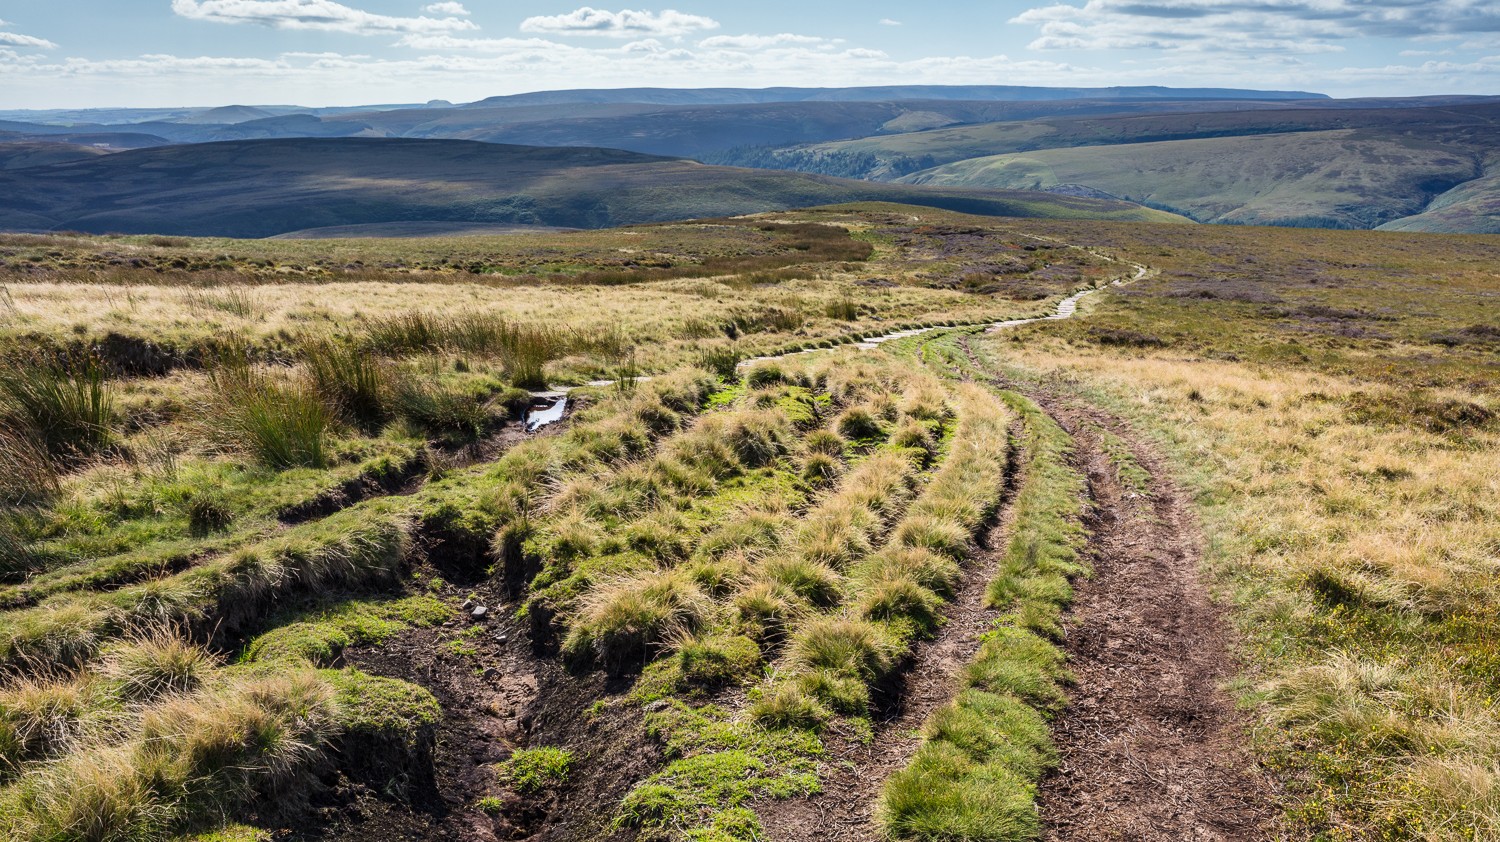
xmin=0 ymin=668 xmax=337 ymax=841
xmin=98 ymin=632 xmax=211 ymax=702
xmin=0 ymin=620 xmax=441 ymax=840
xmin=304 ymin=339 xmax=391 ymax=432
xmin=562 ymin=570 xmax=716 ymax=676
xmin=363 ymin=312 xmax=567 ymax=390
xmin=208 ymin=356 xmax=330 ymax=470
xmin=0 ymin=353 xmax=114 ymax=462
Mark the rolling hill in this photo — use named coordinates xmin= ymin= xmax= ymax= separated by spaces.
xmin=736 ymin=101 xmax=1500 ymax=180
xmin=895 ymin=127 xmax=1494 ymax=229
xmin=0 ymin=137 xmax=1188 ymax=238
xmin=1377 ymin=166 xmax=1500 ymax=233
xmin=0 ymin=94 xmax=1345 ymax=162
xmin=463 ymin=84 xmax=1325 ymax=107
xmin=0 ymin=141 xmax=111 ymax=171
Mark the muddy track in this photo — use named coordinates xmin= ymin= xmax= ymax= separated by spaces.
xmin=754 ymin=419 xmax=1026 ymax=841
xmin=970 ymin=359 xmax=1278 ymax=841
xmin=303 ymin=570 xmax=656 ymax=842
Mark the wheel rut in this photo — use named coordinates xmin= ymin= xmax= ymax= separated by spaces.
xmin=753 ymin=419 xmax=1027 ymax=842
xmin=1007 ymin=382 xmax=1279 ymax=842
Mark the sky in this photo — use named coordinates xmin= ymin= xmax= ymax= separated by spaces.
xmin=1 ymin=1 xmax=1498 ymax=109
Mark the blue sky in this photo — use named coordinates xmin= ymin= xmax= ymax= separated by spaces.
xmin=1 ymin=1 xmax=1498 ymax=108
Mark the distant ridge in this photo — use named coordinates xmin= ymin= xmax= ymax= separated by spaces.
xmin=466 ymin=85 xmax=1329 ymax=108
xmin=0 ymin=137 xmax=1189 ymax=237
xmin=174 ymin=105 xmax=276 ymax=125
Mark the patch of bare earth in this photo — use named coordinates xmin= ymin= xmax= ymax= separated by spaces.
xmin=298 ymin=572 xmax=658 ymax=842
xmin=1020 ymin=386 xmax=1279 ymax=842
xmin=753 ymin=421 xmax=1024 ymax=841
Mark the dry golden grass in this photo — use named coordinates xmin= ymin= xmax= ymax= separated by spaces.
xmin=979 ymin=337 xmax=1500 ymax=839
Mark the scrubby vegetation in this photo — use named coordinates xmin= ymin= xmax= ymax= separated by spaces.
xmin=0 ymin=203 xmax=1495 ymax=841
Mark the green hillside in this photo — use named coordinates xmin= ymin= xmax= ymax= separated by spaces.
xmin=0 ymin=137 xmax=1187 ymax=238
xmin=1378 ymin=164 xmax=1500 ymax=233
xmin=897 ymin=129 xmax=1488 ymax=229
xmin=742 ymin=102 xmax=1500 ymax=180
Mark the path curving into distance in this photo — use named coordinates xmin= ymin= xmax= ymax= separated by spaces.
xmin=524 ymin=254 xmax=1151 ymax=431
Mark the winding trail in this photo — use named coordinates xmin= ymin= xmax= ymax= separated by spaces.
xmin=975 ymin=371 xmax=1278 ymax=841
xmin=752 ymin=247 xmax=1277 ymax=841
xmin=334 ymin=241 xmax=1276 ymax=842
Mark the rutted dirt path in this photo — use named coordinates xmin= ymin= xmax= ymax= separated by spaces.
xmin=755 ymin=421 xmax=1026 ymax=841
xmin=994 ymin=377 xmax=1279 ymax=841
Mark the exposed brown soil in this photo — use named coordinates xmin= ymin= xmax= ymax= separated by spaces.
xmin=295 ymin=570 xmax=657 ymax=842
xmin=267 ymin=404 xmax=664 ymax=842
xmin=754 ymin=421 xmax=1024 ymax=841
xmin=1013 ymin=382 xmax=1280 ymax=842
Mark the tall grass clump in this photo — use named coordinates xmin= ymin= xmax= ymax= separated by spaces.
xmin=99 ymin=633 xmax=211 ymax=702
xmin=390 ymin=376 xmax=489 ymax=442
xmin=208 ymin=355 xmax=330 ymax=470
xmin=362 ymin=312 xmax=567 ymax=390
xmin=825 ymin=296 xmax=861 ymax=321
xmin=0 ymin=671 xmax=339 ymax=841
xmin=304 ymin=339 xmax=390 ymax=432
xmin=694 ymin=345 xmax=743 ymax=381
xmin=562 ymin=570 xmax=715 ymax=676
xmin=0 ymin=353 xmax=113 ymax=461
xmin=0 ymin=428 xmax=59 ymax=508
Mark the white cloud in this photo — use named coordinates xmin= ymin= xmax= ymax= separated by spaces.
xmin=878 ymin=19 xmax=902 ymax=26
xmin=3 ymin=8 xmax=1498 ymax=108
xmin=519 ymin=8 xmax=719 ymax=38
xmin=698 ymin=34 xmax=832 ymax=50
xmin=171 ymin=0 xmax=478 ymax=35
xmin=0 ymin=20 xmax=57 ymax=49
xmin=395 ymin=34 xmax=576 ymax=52
xmin=1011 ymin=0 xmax=1500 ymax=54
xmin=423 ymin=2 xmax=469 ymax=14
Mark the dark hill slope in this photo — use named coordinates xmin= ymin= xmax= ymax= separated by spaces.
xmin=0 ymin=138 xmax=1188 ymax=238
xmin=0 ymin=141 xmax=111 ymax=171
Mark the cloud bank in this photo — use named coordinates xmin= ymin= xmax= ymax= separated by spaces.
xmin=1012 ymin=0 xmax=1500 ymax=54
xmin=519 ymin=8 xmax=720 ymax=38
xmin=170 ymin=0 xmax=477 ymax=35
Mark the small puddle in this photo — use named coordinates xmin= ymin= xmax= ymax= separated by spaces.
xmin=524 ymin=394 xmax=569 ymax=432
